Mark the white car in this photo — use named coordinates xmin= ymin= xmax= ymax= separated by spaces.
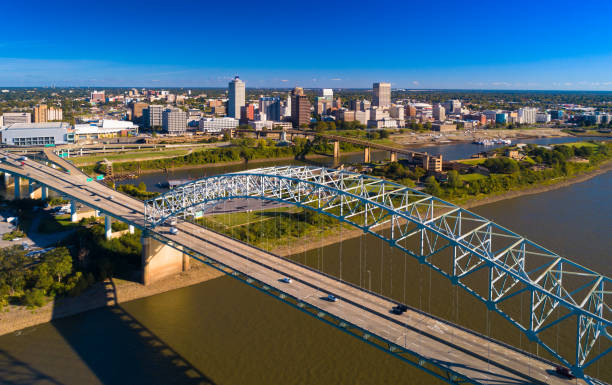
xmin=169 ymin=227 xmax=178 ymax=235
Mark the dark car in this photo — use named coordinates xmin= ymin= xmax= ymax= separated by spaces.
xmin=554 ymin=366 xmax=575 ymax=379
xmin=392 ymin=304 xmax=408 ymax=314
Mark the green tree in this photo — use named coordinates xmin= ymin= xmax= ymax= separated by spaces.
xmin=44 ymin=247 xmax=72 ymax=283
xmin=447 ymin=170 xmax=462 ymax=189
xmin=425 ymin=176 xmax=442 ymax=196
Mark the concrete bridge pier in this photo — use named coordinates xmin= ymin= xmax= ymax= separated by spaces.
xmin=105 ymin=215 xmax=112 ymax=240
xmin=3 ymin=172 xmax=10 ymax=186
xmin=389 ymin=151 xmax=398 ymax=162
xmin=70 ymin=200 xmax=78 ymax=222
xmin=41 ymin=186 xmax=48 ymax=200
xmin=14 ymin=176 xmax=20 ymax=199
xmin=364 ymin=147 xmax=371 ymax=163
xmin=333 ymin=140 xmax=340 ymax=159
xmin=129 ymin=225 xmax=135 ymax=234
xmin=141 ymin=233 xmax=190 ymax=285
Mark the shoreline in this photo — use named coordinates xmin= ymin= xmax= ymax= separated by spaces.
xmin=0 ymin=261 xmax=223 ymax=336
xmin=109 ymin=152 xmax=354 ymax=177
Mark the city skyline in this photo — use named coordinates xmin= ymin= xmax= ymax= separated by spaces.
xmin=1 ymin=0 xmax=612 ymax=90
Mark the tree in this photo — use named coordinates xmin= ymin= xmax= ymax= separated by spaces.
xmin=425 ymin=176 xmax=442 ymax=196
xmin=413 ymin=167 xmax=426 ymax=183
xmin=447 ymin=170 xmax=462 ymax=189
xmin=44 ymin=247 xmax=72 ymax=283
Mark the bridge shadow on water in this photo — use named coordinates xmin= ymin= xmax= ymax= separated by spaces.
xmin=48 ymin=279 xmax=217 ymax=385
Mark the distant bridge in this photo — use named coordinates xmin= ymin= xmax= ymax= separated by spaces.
xmin=0 ymin=152 xmax=609 ymax=384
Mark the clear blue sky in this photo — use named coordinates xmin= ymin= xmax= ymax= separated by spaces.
xmin=2 ymin=0 xmax=612 ymax=90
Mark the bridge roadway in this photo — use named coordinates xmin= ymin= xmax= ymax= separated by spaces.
xmin=0 ymin=151 xmax=582 ymax=385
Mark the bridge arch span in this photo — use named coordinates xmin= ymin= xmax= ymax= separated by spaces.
xmin=145 ymin=165 xmax=611 ymax=376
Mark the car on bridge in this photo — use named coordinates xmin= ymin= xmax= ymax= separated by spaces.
xmin=326 ymin=294 xmax=338 ymax=302
xmin=391 ymin=304 xmax=408 ymax=315
xmin=554 ymin=366 xmax=575 ymax=379
xmin=169 ymin=227 xmax=179 ymax=235
xmin=279 ymin=277 xmax=292 ymax=283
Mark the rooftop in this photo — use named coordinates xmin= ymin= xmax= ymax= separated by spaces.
xmin=4 ymin=122 xmax=69 ymax=130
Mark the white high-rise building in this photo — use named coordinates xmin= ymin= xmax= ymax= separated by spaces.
xmin=518 ymin=107 xmax=537 ymax=124
xmin=228 ymin=76 xmax=245 ymax=119
xmin=320 ymin=88 xmax=333 ymax=101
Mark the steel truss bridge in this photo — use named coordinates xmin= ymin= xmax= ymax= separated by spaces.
xmin=145 ymin=165 xmax=612 ymax=382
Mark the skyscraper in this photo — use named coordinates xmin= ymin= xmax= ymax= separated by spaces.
xmin=33 ymin=104 xmax=48 ymax=123
xmin=162 ymin=107 xmax=187 ymax=135
xmin=228 ymin=76 xmax=245 ymax=119
xmin=373 ymin=82 xmax=391 ymax=108
xmin=259 ymin=97 xmax=281 ymax=121
xmin=291 ymin=87 xmax=311 ymax=128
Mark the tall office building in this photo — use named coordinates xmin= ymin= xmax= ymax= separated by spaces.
xmin=130 ymin=102 xmax=149 ymax=125
xmin=283 ymin=92 xmax=292 ymax=118
xmin=2 ymin=112 xmax=31 ymax=126
xmin=33 ymin=104 xmax=48 ymax=123
xmin=320 ymin=88 xmax=333 ymax=101
xmin=47 ymin=107 xmax=62 ymax=121
xmin=228 ymin=76 xmax=245 ymax=119
xmin=373 ymin=82 xmax=391 ymax=108
xmin=162 ymin=107 xmax=187 ymax=135
xmin=259 ymin=97 xmax=281 ymax=121
xmin=518 ymin=107 xmax=537 ymax=124
xmin=144 ymin=104 xmax=164 ymax=128
xmin=240 ymin=103 xmax=255 ymax=124
xmin=291 ymin=87 xmax=311 ymax=128
xmin=433 ymin=104 xmax=446 ymax=121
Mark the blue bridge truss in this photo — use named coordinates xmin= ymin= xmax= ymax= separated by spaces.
xmin=144 ymin=165 xmax=611 ymax=380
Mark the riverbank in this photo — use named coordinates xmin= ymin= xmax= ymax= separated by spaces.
xmin=110 ymin=151 xmax=358 ymax=177
xmin=0 ymin=261 xmax=223 ymax=336
xmin=273 ymin=159 xmax=612 ymax=257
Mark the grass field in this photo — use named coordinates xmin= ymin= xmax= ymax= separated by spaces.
xmin=458 ymin=158 xmax=487 ymax=165
xmin=203 ymin=206 xmax=298 ymax=228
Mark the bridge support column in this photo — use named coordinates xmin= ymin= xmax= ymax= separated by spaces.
xmin=105 ymin=216 xmax=112 ymax=240
xmin=28 ymin=180 xmax=34 ymax=195
xmin=333 ymin=140 xmax=340 ymax=159
xmin=70 ymin=200 xmax=78 ymax=223
xmin=128 ymin=225 xmax=134 ymax=234
xmin=364 ymin=147 xmax=371 ymax=163
xmin=13 ymin=176 xmax=20 ymax=199
xmin=141 ymin=234 xmax=190 ymax=285
xmin=389 ymin=151 xmax=398 ymax=162
xmin=41 ymin=185 xmax=48 ymax=200
xmin=3 ymin=172 xmax=10 ymax=186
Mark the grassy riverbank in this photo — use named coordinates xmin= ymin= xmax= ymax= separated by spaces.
xmin=76 ymin=138 xmax=361 ymax=175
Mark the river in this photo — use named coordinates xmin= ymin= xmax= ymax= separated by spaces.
xmin=0 ymin=137 xmax=610 ymax=384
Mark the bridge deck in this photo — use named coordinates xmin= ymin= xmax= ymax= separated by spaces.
xmin=0 ymin=151 xmax=584 ymax=385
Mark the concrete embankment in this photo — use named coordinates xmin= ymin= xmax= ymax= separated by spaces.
xmin=0 ymin=262 xmax=223 ymax=336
